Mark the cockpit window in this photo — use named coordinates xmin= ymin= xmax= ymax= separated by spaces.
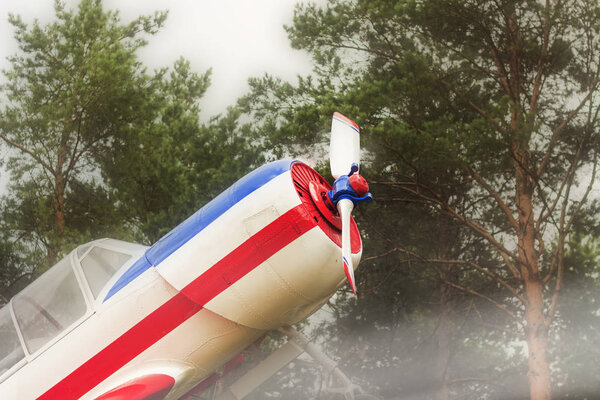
xmin=80 ymin=247 xmax=131 ymax=298
xmin=0 ymin=305 xmax=24 ymax=375
xmin=76 ymin=243 xmax=92 ymax=259
xmin=12 ymin=257 xmax=87 ymax=354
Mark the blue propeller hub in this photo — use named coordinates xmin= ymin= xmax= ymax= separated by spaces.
xmin=328 ymin=163 xmax=373 ymax=207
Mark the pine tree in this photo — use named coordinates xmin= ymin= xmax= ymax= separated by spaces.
xmin=241 ymin=1 xmax=600 ymax=398
xmin=0 ymin=0 xmax=167 ymax=261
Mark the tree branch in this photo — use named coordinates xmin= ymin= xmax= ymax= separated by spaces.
xmin=529 ymin=0 xmax=552 ymax=114
xmin=442 ymin=280 xmax=521 ymax=322
xmin=466 ymin=165 xmax=519 ymax=231
xmin=537 ymin=80 xmax=599 ymax=177
xmin=398 ymin=184 xmax=520 ymax=266
xmin=440 ymin=79 xmax=508 ymax=136
xmin=0 ymin=133 xmax=56 ymax=176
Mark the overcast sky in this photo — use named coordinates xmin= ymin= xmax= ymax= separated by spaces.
xmin=0 ymin=0 xmax=317 ymax=190
xmin=0 ymin=0 xmax=315 ymax=118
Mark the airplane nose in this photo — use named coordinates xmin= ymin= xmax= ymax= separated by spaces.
xmin=291 ymin=162 xmax=362 ymax=256
xmin=201 ymin=162 xmax=362 ymax=330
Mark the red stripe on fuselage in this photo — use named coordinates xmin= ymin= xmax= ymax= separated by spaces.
xmin=38 ymin=205 xmax=316 ymax=400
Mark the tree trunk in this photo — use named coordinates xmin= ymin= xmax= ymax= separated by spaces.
xmin=435 ymin=266 xmax=452 ymax=400
xmin=519 ymin=190 xmax=551 ymax=399
xmin=514 ymin=145 xmax=552 ymax=400
xmin=435 ymin=229 xmax=454 ymax=400
xmin=55 ymin=181 xmax=65 ymax=235
xmin=524 ymin=279 xmax=551 ymax=400
xmin=54 ymin=143 xmax=66 ymax=236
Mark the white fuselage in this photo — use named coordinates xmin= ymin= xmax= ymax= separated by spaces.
xmin=0 ymin=161 xmax=362 ymax=400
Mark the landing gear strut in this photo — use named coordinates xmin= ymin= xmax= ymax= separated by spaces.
xmin=211 ymin=326 xmax=379 ymax=400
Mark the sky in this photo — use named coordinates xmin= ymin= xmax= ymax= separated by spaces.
xmin=0 ymin=0 xmax=315 ymax=118
xmin=0 ymin=0 xmax=317 ymax=190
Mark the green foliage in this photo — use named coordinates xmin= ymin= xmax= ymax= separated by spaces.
xmin=0 ymin=0 xmax=168 ymax=264
xmin=0 ymin=1 xmax=262 ymax=294
xmin=103 ymin=60 xmax=263 ymax=242
xmin=0 ymin=233 xmax=40 ymax=302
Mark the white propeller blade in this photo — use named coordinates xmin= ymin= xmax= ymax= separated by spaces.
xmin=337 ymin=198 xmax=357 ymax=294
xmin=330 ymin=112 xmax=360 ymax=179
xmin=329 ymin=112 xmax=362 ymax=295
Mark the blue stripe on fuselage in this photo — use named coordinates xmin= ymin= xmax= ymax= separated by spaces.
xmin=103 ymin=160 xmax=293 ymax=302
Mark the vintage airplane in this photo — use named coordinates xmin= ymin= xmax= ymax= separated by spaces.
xmin=0 ymin=112 xmax=373 ymax=400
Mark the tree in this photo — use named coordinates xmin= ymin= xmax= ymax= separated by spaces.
xmin=242 ymin=1 xmax=600 ymax=399
xmin=0 ymin=0 xmax=167 ymax=262
xmin=0 ymin=232 xmax=41 ymax=303
xmin=549 ymin=212 xmax=600 ymax=400
xmin=242 ymin=71 xmax=517 ymax=400
xmin=102 ymin=59 xmax=264 ymax=243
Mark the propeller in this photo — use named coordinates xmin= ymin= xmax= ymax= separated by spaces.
xmin=338 ymin=197 xmax=357 ymax=294
xmin=328 ymin=112 xmax=372 ymax=295
xmin=330 ymin=112 xmax=361 ymax=180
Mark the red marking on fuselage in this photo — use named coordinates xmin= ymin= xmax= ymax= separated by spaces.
xmin=93 ymin=373 xmax=175 ymax=400
xmin=37 ymin=205 xmax=316 ymax=400
xmin=180 ymin=354 xmax=245 ymax=398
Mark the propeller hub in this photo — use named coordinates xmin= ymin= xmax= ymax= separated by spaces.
xmin=348 ymin=174 xmax=369 ymax=197
xmin=290 ymin=162 xmax=361 ymax=253
xmin=328 ymin=174 xmax=373 ymax=207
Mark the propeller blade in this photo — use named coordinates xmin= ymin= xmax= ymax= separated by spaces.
xmin=337 ymin=198 xmax=357 ymax=294
xmin=330 ymin=112 xmax=360 ymax=179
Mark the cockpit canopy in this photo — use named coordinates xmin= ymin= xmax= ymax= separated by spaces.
xmin=0 ymin=239 xmax=146 ymax=379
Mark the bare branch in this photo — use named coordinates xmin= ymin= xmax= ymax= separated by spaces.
xmin=442 ymin=280 xmax=521 ymax=322
xmin=545 ymin=149 xmax=597 ymax=325
xmin=440 ymin=79 xmax=508 ymax=136
xmin=0 ymin=133 xmax=55 ymax=176
xmin=544 ymin=236 xmax=564 ymax=328
xmin=529 ymin=0 xmax=552 ymax=114
xmin=537 ymin=81 xmax=599 ymax=178
xmin=398 ymin=184 xmax=520 ymax=265
xmin=466 ymin=165 xmax=519 ymax=231
xmin=479 ymin=21 xmax=514 ymax=100
xmin=444 ymin=258 xmax=524 ymax=304
xmin=564 ymin=149 xmax=597 ymax=234
xmin=361 ymin=247 xmax=405 ymax=263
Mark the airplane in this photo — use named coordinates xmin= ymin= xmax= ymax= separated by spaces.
xmin=0 ymin=112 xmax=373 ymax=400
